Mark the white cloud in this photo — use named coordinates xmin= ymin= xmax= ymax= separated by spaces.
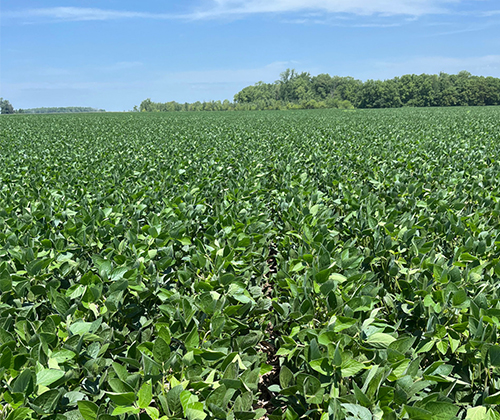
xmin=192 ymin=0 xmax=458 ymax=18
xmin=467 ymin=9 xmax=500 ymax=17
xmin=282 ymin=17 xmax=403 ymax=27
xmin=4 ymin=1 xmax=490 ymax=24
xmin=4 ymin=7 xmax=181 ymax=22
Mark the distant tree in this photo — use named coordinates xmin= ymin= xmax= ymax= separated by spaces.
xmin=338 ymin=100 xmax=355 ymax=109
xmin=311 ymin=73 xmax=333 ymax=100
xmin=0 ymin=98 xmax=14 ymax=114
xmin=20 ymin=107 xmax=105 ymax=114
xmin=140 ymin=99 xmax=153 ymax=112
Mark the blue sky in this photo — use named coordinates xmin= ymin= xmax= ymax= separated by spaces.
xmin=1 ymin=0 xmax=499 ymax=111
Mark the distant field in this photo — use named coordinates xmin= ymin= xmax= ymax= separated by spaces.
xmin=1 ymin=107 xmax=500 ymax=419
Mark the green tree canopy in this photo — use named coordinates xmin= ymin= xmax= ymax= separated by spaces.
xmin=0 ymin=98 xmax=14 ymax=114
xmin=138 ymin=70 xmax=500 ymax=112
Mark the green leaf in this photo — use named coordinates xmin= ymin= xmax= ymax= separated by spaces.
xmin=77 ymin=401 xmax=99 ymax=420
xmin=353 ymin=382 xmax=372 ymax=407
xmin=110 ymin=267 xmax=129 ymax=282
xmin=69 ymin=321 xmax=93 ymax=336
xmin=333 ymin=344 xmax=343 ymax=367
xmin=180 ymin=391 xmax=206 ymax=420
xmin=236 ymin=332 xmax=262 ymax=352
xmin=341 ymin=359 xmax=365 ymax=378
xmin=167 ymin=385 xmax=184 ymax=415
xmin=489 ymin=345 xmax=500 ymax=367
xmin=486 ymin=409 xmax=500 ymax=420
xmin=51 ymin=349 xmax=76 ymax=363
xmin=403 ymin=405 xmax=432 ymax=420
xmin=468 ymin=407 xmax=500 ymax=420
xmin=220 ymin=273 xmax=235 ymax=286
xmin=290 ymin=262 xmax=304 ymax=272
xmin=108 ymin=378 xmax=133 ymax=393
xmin=145 ymin=407 xmax=160 ymax=420
xmin=180 ymin=237 xmax=192 ymax=246
xmin=241 ymin=367 xmax=259 ymax=392
xmin=112 ymin=406 xmax=140 ymax=415
xmin=436 ymin=340 xmax=448 ymax=355
xmin=309 ymin=358 xmax=331 ymax=376
xmin=341 ymin=403 xmax=372 ymax=420
xmin=104 ymin=392 xmax=137 ymax=406
xmin=65 ymin=391 xmax=85 ymax=404
xmin=416 ymin=340 xmax=435 ymax=354
xmin=180 ymin=390 xmax=197 ymax=413
xmin=466 ymin=407 xmax=487 ymax=420
xmin=334 ymin=316 xmax=357 ymax=332
xmin=302 ymin=375 xmax=321 ymax=396
xmin=330 ymin=273 xmax=347 ymax=283
xmin=138 ymin=381 xmax=153 ymax=409
xmin=6 ymin=407 xmax=34 ymax=420
xmin=32 ymin=389 xmax=61 ymax=414
xmin=186 ymin=403 xmax=207 ymax=420
xmin=153 ymin=337 xmax=171 ymax=364
xmin=0 ymin=269 xmax=12 ymax=292
xmin=452 ymin=289 xmax=469 ymax=307
xmin=280 ymin=366 xmax=294 ymax=389
xmin=484 ymin=391 xmax=500 ymax=405
xmin=36 ymin=369 xmax=65 ymax=386
xmin=199 ymin=350 xmax=226 ymax=361
xmin=424 ymin=401 xmax=459 ymax=420
xmin=308 ymin=338 xmax=321 ymax=361
xmin=12 ymin=369 xmax=33 ymax=393
xmin=27 ymin=258 xmax=51 ymax=276
xmin=315 ymin=268 xmax=330 ymax=284
xmin=366 ymin=333 xmax=396 ymax=348
xmin=185 ymin=326 xmax=200 ymax=351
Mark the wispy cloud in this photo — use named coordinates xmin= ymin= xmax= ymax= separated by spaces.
xmin=425 ymin=19 xmax=499 ymax=36
xmin=283 ymin=18 xmax=403 ymax=27
xmin=481 ymin=10 xmax=500 ymax=17
xmin=190 ymin=0 xmax=458 ymax=18
xmin=460 ymin=9 xmax=500 ymax=17
xmin=3 ymin=1 xmax=487 ymax=24
xmin=4 ymin=7 xmax=182 ymax=22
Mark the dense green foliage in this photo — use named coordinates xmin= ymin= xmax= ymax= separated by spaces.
xmin=140 ymin=70 xmax=500 ymax=112
xmin=139 ymin=97 xmax=353 ymax=113
xmin=0 ymin=98 xmax=15 ymax=115
xmin=234 ymin=70 xmax=500 ymax=109
xmin=17 ymin=107 xmax=106 ymax=114
xmin=1 ymin=108 xmax=500 ymax=420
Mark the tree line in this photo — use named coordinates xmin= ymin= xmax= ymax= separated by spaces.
xmin=0 ymin=100 xmax=106 ymax=115
xmin=18 ymin=107 xmax=106 ymax=114
xmin=139 ymin=70 xmax=500 ymax=112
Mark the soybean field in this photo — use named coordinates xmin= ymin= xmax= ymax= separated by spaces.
xmin=1 ymin=107 xmax=500 ymax=420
